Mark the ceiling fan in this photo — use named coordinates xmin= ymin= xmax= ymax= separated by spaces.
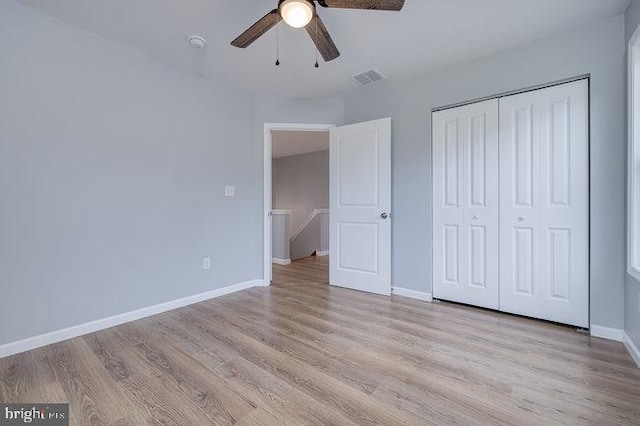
xmin=231 ymin=0 xmax=405 ymax=62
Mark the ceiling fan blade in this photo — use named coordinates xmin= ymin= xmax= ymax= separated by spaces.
xmin=231 ymin=9 xmax=279 ymax=48
xmin=306 ymin=14 xmax=340 ymax=62
xmin=317 ymin=0 xmax=404 ymax=10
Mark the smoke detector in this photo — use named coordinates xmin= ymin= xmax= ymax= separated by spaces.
xmin=189 ymin=35 xmax=207 ymax=49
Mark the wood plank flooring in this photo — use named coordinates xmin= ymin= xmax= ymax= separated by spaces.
xmin=1 ymin=256 xmax=640 ymax=424
xmin=272 ymin=254 xmax=329 ymax=285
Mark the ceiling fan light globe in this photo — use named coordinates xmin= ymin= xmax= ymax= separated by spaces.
xmin=280 ymin=0 xmax=314 ymax=28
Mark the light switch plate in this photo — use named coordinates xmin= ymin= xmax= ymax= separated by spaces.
xmin=203 ymin=257 xmax=211 ymax=270
xmin=225 ymin=185 xmax=235 ymax=197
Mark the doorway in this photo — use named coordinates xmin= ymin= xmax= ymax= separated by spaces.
xmin=270 ymin=128 xmax=331 ymax=285
xmin=263 ymin=123 xmax=334 ymax=284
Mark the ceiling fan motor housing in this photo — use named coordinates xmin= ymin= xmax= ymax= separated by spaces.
xmin=278 ymin=0 xmax=316 ymax=28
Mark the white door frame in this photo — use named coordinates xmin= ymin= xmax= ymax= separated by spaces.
xmin=263 ymin=123 xmax=335 ymax=284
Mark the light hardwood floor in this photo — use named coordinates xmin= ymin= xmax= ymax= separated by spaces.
xmin=1 ymin=256 xmax=639 ymax=425
xmin=272 ymin=254 xmax=329 ymax=285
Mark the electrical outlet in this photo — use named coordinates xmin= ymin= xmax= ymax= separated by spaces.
xmin=203 ymin=257 xmax=211 ymax=270
xmin=225 ymin=185 xmax=235 ymax=197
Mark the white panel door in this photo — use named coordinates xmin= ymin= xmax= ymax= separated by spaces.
xmin=433 ymin=99 xmax=500 ymax=309
xmin=330 ymin=118 xmax=391 ymax=295
xmin=499 ymin=79 xmax=589 ymax=328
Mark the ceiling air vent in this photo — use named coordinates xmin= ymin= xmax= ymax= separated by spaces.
xmin=352 ymin=69 xmax=388 ymax=86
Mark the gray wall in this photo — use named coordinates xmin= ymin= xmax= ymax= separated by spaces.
xmin=273 ymin=150 xmax=329 ymax=236
xmin=271 ymin=213 xmax=290 ymax=261
xmin=254 ymin=97 xmax=344 ymax=128
xmin=0 ymin=2 xmax=262 ymax=345
xmin=344 ymin=15 xmax=627 ymax=329
xmin=626 ymin=0 xmax=640 ymax=348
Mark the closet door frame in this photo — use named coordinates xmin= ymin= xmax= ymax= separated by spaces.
xmin=430 ymin=75 xmax=590 ymax=328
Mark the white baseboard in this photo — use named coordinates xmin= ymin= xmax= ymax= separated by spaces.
xmin=590 ymin=325 xmax=624 ymax=342
xmin=272 ymin=257 xmax=291 ymax=265
xmin=0 ymin=279 xmax=265 ymax=359
xmin=623 ymin=332 xmax=640 ymax=368
xmin=391 ymin=287 xmax=433 ymax=302
xmin=316 ymin=250 xmax=329 ymax=257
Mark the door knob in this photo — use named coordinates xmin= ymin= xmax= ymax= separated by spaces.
xmin=380 ymin=212 xmax=389 ymax=219
xmin=518 ymin=216 xmax=527 ymax=221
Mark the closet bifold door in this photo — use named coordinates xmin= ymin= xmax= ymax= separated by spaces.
xmin=498 ymin=79 xmax=589 ymax=328
xmin=432 ymin=99 xmax=500 ymax=309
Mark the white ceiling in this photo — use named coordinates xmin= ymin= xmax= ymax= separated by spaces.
xmin=272 ymin=130 xmax=329 ymax=159
xmin=14 ymin=0 xmax=629 ymax=97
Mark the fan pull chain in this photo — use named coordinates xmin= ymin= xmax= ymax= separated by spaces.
xmin=276 ymin=16 xmax=281 ymax=66
xmin=314 ymin=13 xmax=319 ymax=68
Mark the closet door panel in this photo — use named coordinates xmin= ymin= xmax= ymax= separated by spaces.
xmin=539 ymin=81 xmax=589 ymax=326
xmin=499 ymin=80 xmax=589 ymax=328
xmin=433 ymin=99 xmax=499 ymax=309
xmin=499 ymin=92 xmax=543 ymax=315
